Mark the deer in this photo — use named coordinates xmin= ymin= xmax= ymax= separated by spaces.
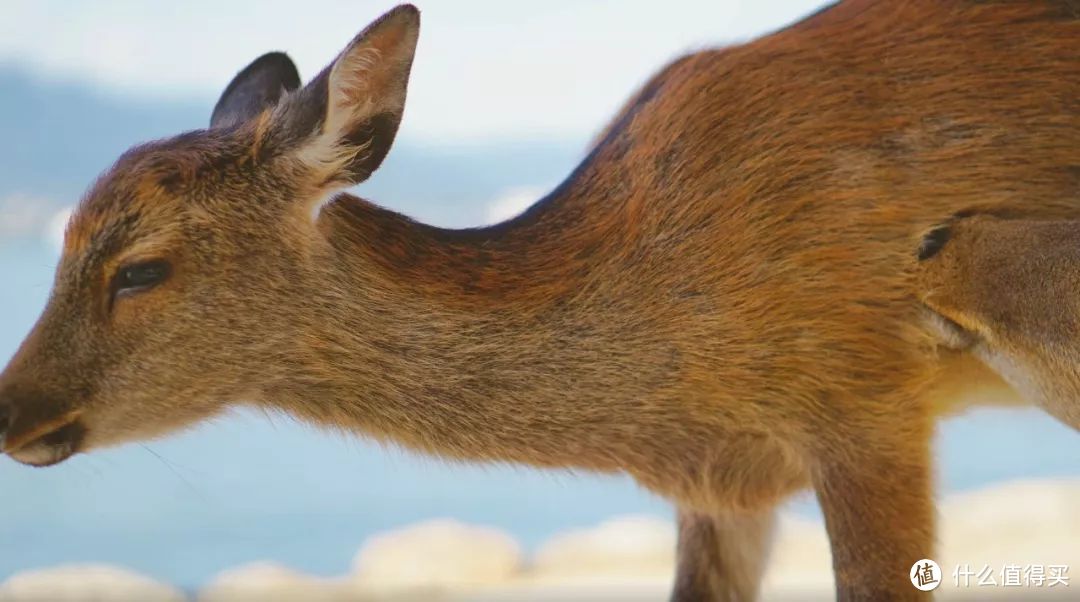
xmin=0 ymin=1 xmax=1076 ymax=600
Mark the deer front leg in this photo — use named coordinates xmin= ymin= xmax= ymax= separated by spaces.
xmin=813 ymin=420 xmax=935 ymax=601
xmin=671 ymin=506 xmax=777 ymax=602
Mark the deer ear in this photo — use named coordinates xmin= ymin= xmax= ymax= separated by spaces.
xmin=211 ymin=52 xmax=301 ymax=129
xmin=282 ymin=4 xmax=419 ymax=185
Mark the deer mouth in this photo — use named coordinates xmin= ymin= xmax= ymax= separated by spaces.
xmin=2 ymin=410 xmax=85 ymax=467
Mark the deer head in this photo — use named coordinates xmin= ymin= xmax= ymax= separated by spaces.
xmin=0 ymin=5 xmax=420 ymax=466
xmin=920 ymin=216 xmax=1080 ymax=430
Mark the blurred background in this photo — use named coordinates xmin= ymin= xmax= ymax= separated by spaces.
xmin=0 ymin=0 xmax=1077 ymax=596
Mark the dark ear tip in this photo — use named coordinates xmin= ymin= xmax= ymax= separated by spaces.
xmin=391 ymin=4 xmax=420 ymax=20
xmin=374 ymin=4 xmax=420 ymax=29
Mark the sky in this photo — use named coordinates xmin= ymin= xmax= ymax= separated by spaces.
xmin=0 ymin=0 xmax=828 ymax=144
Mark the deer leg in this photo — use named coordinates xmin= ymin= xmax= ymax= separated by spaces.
xmin=813 ymin=419 xmax=935 ymax=601
xmin=671 ymin=505 xmax=777 ymax=602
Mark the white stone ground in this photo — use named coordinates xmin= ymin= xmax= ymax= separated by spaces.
xmin=1 ymin=479 xmax=1076 ymax=601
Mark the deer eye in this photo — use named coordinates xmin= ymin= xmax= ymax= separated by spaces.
xmin=113 ymin=260 xmax=171 ymax=298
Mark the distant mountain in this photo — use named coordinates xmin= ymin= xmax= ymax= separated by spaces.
xmin=0 ymin=69 xmax=203 ymax=202
xmin=0 ymin=66 xmax=584 ymax=241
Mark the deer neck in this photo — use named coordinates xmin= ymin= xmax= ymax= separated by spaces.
xmin=272 ymin=171 xmax=676 ymax=471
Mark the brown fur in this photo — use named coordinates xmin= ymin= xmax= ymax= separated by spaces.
xmin=0 ymin=2 xmax=1077 ymax=600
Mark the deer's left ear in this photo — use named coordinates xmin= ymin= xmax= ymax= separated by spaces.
xmin=211 ymin=52 xmax=302 ymax=129
xmin=278 ymin=4 xmax=420 ymax=186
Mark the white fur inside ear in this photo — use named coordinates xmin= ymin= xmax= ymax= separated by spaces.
xmin=294 ymin=43 xmax=396 ymax=187
xmin=285 ymin=7 xmax=418 ymax=198
xmin=326 ymin=46 xmax=383 ymax=137
xmin=294 ymin=133 xmax=371 ymax=190
xmin=290 ymin=46 xmax=383 ymax=184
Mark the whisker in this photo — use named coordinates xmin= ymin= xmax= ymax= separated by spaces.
xmin=139 ymin=444 xmax=210 ymax=504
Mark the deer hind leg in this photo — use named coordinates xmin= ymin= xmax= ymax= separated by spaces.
xmin=812 ymin=407 xmax=935 ymax=602
xmin=671 ymin=505 xmax=777 ymax=602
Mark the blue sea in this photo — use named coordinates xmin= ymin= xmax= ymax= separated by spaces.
xmin=0 ymin=242 xmax=1077 ymax=591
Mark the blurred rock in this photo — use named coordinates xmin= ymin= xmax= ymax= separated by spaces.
xmin=940 ymin=479 xmax=1080 ymax=570
xmin=198 ymin=561 xmax=353 ymax=602
xmin=530 ymin=515 xmax=675 ymax=581
xmin=351 ymin=519 xmax=522 ymax=592
xmin=0 ymin=564 xmax=186 ymax=602
xmin=4 ymin=479 xmax=1077 ymax=601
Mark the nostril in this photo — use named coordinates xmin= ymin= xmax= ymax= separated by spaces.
xmin=0 ymin=403 xmax=10 ymax=448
